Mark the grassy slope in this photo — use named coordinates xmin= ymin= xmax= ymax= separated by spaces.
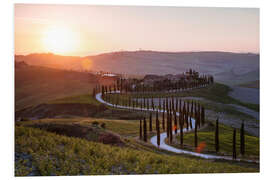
xmin=172 ymin=123 xmax=259 ymax=159
xmin=15 ymin=65 xmax=98 ymax=111
xmin=123 ymin=83 xmax=259 ymax=112
xmin=48 ymin=94 xmax=100 ymax=106
xmin=238 ymin=80 xmax=260 ymax=89
xmin=15 ymin=126 xmax=258 ymax=176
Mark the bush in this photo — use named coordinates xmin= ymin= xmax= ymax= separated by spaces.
xmin=21 ymin=117 xmax=30 ymax=122
xmin=92 ymin=121 xmax=99 ymax=126
xmin=101 ymin=123 xmax=106 ymax=129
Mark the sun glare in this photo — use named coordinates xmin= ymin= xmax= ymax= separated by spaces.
xmin=42 ymin=27 xmax=78 ymax=54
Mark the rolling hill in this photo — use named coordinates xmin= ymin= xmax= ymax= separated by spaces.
xmin=15 ymin=51 xmax=259 ymax=86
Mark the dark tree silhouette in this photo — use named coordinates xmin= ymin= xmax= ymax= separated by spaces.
xmin=233 ymin=128 xmax=237 ymax=160
xmin=174 ymin=110 xmax=177 ymax=134
xmin=194 ymin=118 xmax=198 ymax=148
xmin=162 ymin=110 xmax=165 ymax=131
xmin=92 ymin=88 xmax=96 ymax=98
xmin=139 ymin=119 xmax=142 ymax=140
xmin=143 ymin=117 xmax=147 ymax=142
xmin=240 ymin=122 xmax=245 ymax=155
xmin=179 ymin=110 xmax=183 ymax=146
xmin=215 ymin=118 xmax=219 ymax=153
xmin=201 ymin=106 xmax=205 ymax=125
xmin=149 ymin=112 xmax=152 ymax=132
xmin=156 ymin=111 xmax=160 ymax=147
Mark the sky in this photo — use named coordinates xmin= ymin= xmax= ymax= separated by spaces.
xmin=14 ymin=4 xmax=259 ymax=56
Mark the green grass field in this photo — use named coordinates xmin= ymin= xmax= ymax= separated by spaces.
xmin=48 ymin=94 xmax=100 ymax=106
xmin=15 ymin=126 xmax=258 ymax=176
xmin=171 ymin=122 xmax=259 ymax=159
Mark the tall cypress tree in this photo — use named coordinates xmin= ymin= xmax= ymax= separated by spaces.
xmin=233 ymin=128 xmax=237 ymax=160
xmin=179 ymin=110 xmax=183 ymax=146
xmin=152 ymin=97 xmax=154 ymax=110
xmin=201 ymin=106 xmax=205 ymax=126
xmin=149 ymin=112 xmax=152 ymax=132
xmin=189 ymin=116 xmax=193 ymax=129
xmin=143 ymin=117 xmax=147 ymax=142
xmin=197 ymin=103 xmax=201 ymax=128
xmin=162 ymin=110 xmax=165 ymax=131
xmin=169 ymin=110 xmax=173 ymax=143
xmin=139 ymin=119 xmax=142 ymax=140
xmin=166 ymin=109 xmax=170 ymax=138
xmin=143 ymin=97 xmax=146 ymax=108
xmin=156 ymin=111 xmax=160 ymax=147
xmin=240 ymin=122 xmax=245 ymax=155
xmin=174 ymin=110 xmax=178 ymax=134
xmin=215 ymin=118 xmax=219 ymax=153
xmin=92 ymin=88 xmax=96 ymax=98
xmin=194 ymin=118 xmax=198 ymax=148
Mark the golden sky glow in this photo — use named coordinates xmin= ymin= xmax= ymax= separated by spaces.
xmin=15 ymin=4 xmax=259 ymax=56
xmin=42 ymin=26 xmax=79 ymax=54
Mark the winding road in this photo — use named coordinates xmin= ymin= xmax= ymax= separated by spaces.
xmin=96 ymin=92 xmax=258 ymax=163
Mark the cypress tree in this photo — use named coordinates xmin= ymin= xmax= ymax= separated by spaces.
xmin=176 ymin=98 xmax=178 ymax=112
xmin=92 ymin=88 xmax=96 ymax=98
xmin=162 ymin=110 xmax=165 ymax=131
xmin=174 ymin=110 xmax=177 ymax=134
xmin=240 ymin=122 xmax=245 ymax=155
xmin=149 ymin=112 xmax=152 ymax=132
xmin=143 ymin=117 xmax=147 ymax=142
xmin=139 ymin=119 xmax=142 ymax=140
xmin=215 ymin=118 xmax=219 ymax=153
xmin=179 ymin=110 xmax=183 ymax=146
xmin=201 ymin=106 xmax=205 ymax=125
xmin=233 ymin=128 xmax=237 ymax=160
xmin=152 ymin=97 xmax=154 ymax=110
xmin=194 ymin=118 xmax=198 ymax=148
xmin=166 ymin=109 xmax=170 ymax=138
xmin=143 ymin=97 xmax=146 ymax=108
xmin=197 ymin=103 xmax=201 ymax=128
xmin=159 ymin=98 xmax=161 ymax=110
xmin=169 ymin=110 xmax=173 ymax=143
xmin=156 ymin=111 xmax=160 ymax=147
xmin=189 ymin=116 xmax=193 ymax=129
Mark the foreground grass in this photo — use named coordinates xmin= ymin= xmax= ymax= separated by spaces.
xmin=172 ymin=123 xmax=259 ymax=159
xmin=15 ymin=126 xmax=258 ymax=176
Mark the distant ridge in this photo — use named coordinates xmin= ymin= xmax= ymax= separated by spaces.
xmin=15 ymin=51 xmax=259 ymax=86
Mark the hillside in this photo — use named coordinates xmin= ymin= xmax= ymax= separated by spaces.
xmin=15 ymin=51 xmax=259 ymax=86
xmin=15 ymin=65 xmax=98 ymax=111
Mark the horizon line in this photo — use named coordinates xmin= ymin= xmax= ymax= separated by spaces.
xmin=14 ymin=49 xmax=260 ymax=58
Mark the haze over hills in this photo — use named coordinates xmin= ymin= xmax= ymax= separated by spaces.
xmin=15 ymin=51 xmax=259 ymax=86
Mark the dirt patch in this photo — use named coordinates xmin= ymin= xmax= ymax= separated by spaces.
xmin=15 ymin=103 xmax=107 ymax=121
xmin=27 ymin=123 xmax=124 ymax=147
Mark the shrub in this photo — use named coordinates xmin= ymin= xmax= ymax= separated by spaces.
xmin=92 ymin=121 xmax=99 ymax=126
xmin=101 ymin=123 xmax=106 ymax=129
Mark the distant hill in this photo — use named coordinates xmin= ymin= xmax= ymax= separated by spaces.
xmin=15 ymin=65 xmax=99 ymax=111
xmin=15 ymin=51 xmax=259 ymax=85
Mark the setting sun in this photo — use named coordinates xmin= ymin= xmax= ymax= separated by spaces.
xmin=42 ymin=27 xmax=78 ymax=54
